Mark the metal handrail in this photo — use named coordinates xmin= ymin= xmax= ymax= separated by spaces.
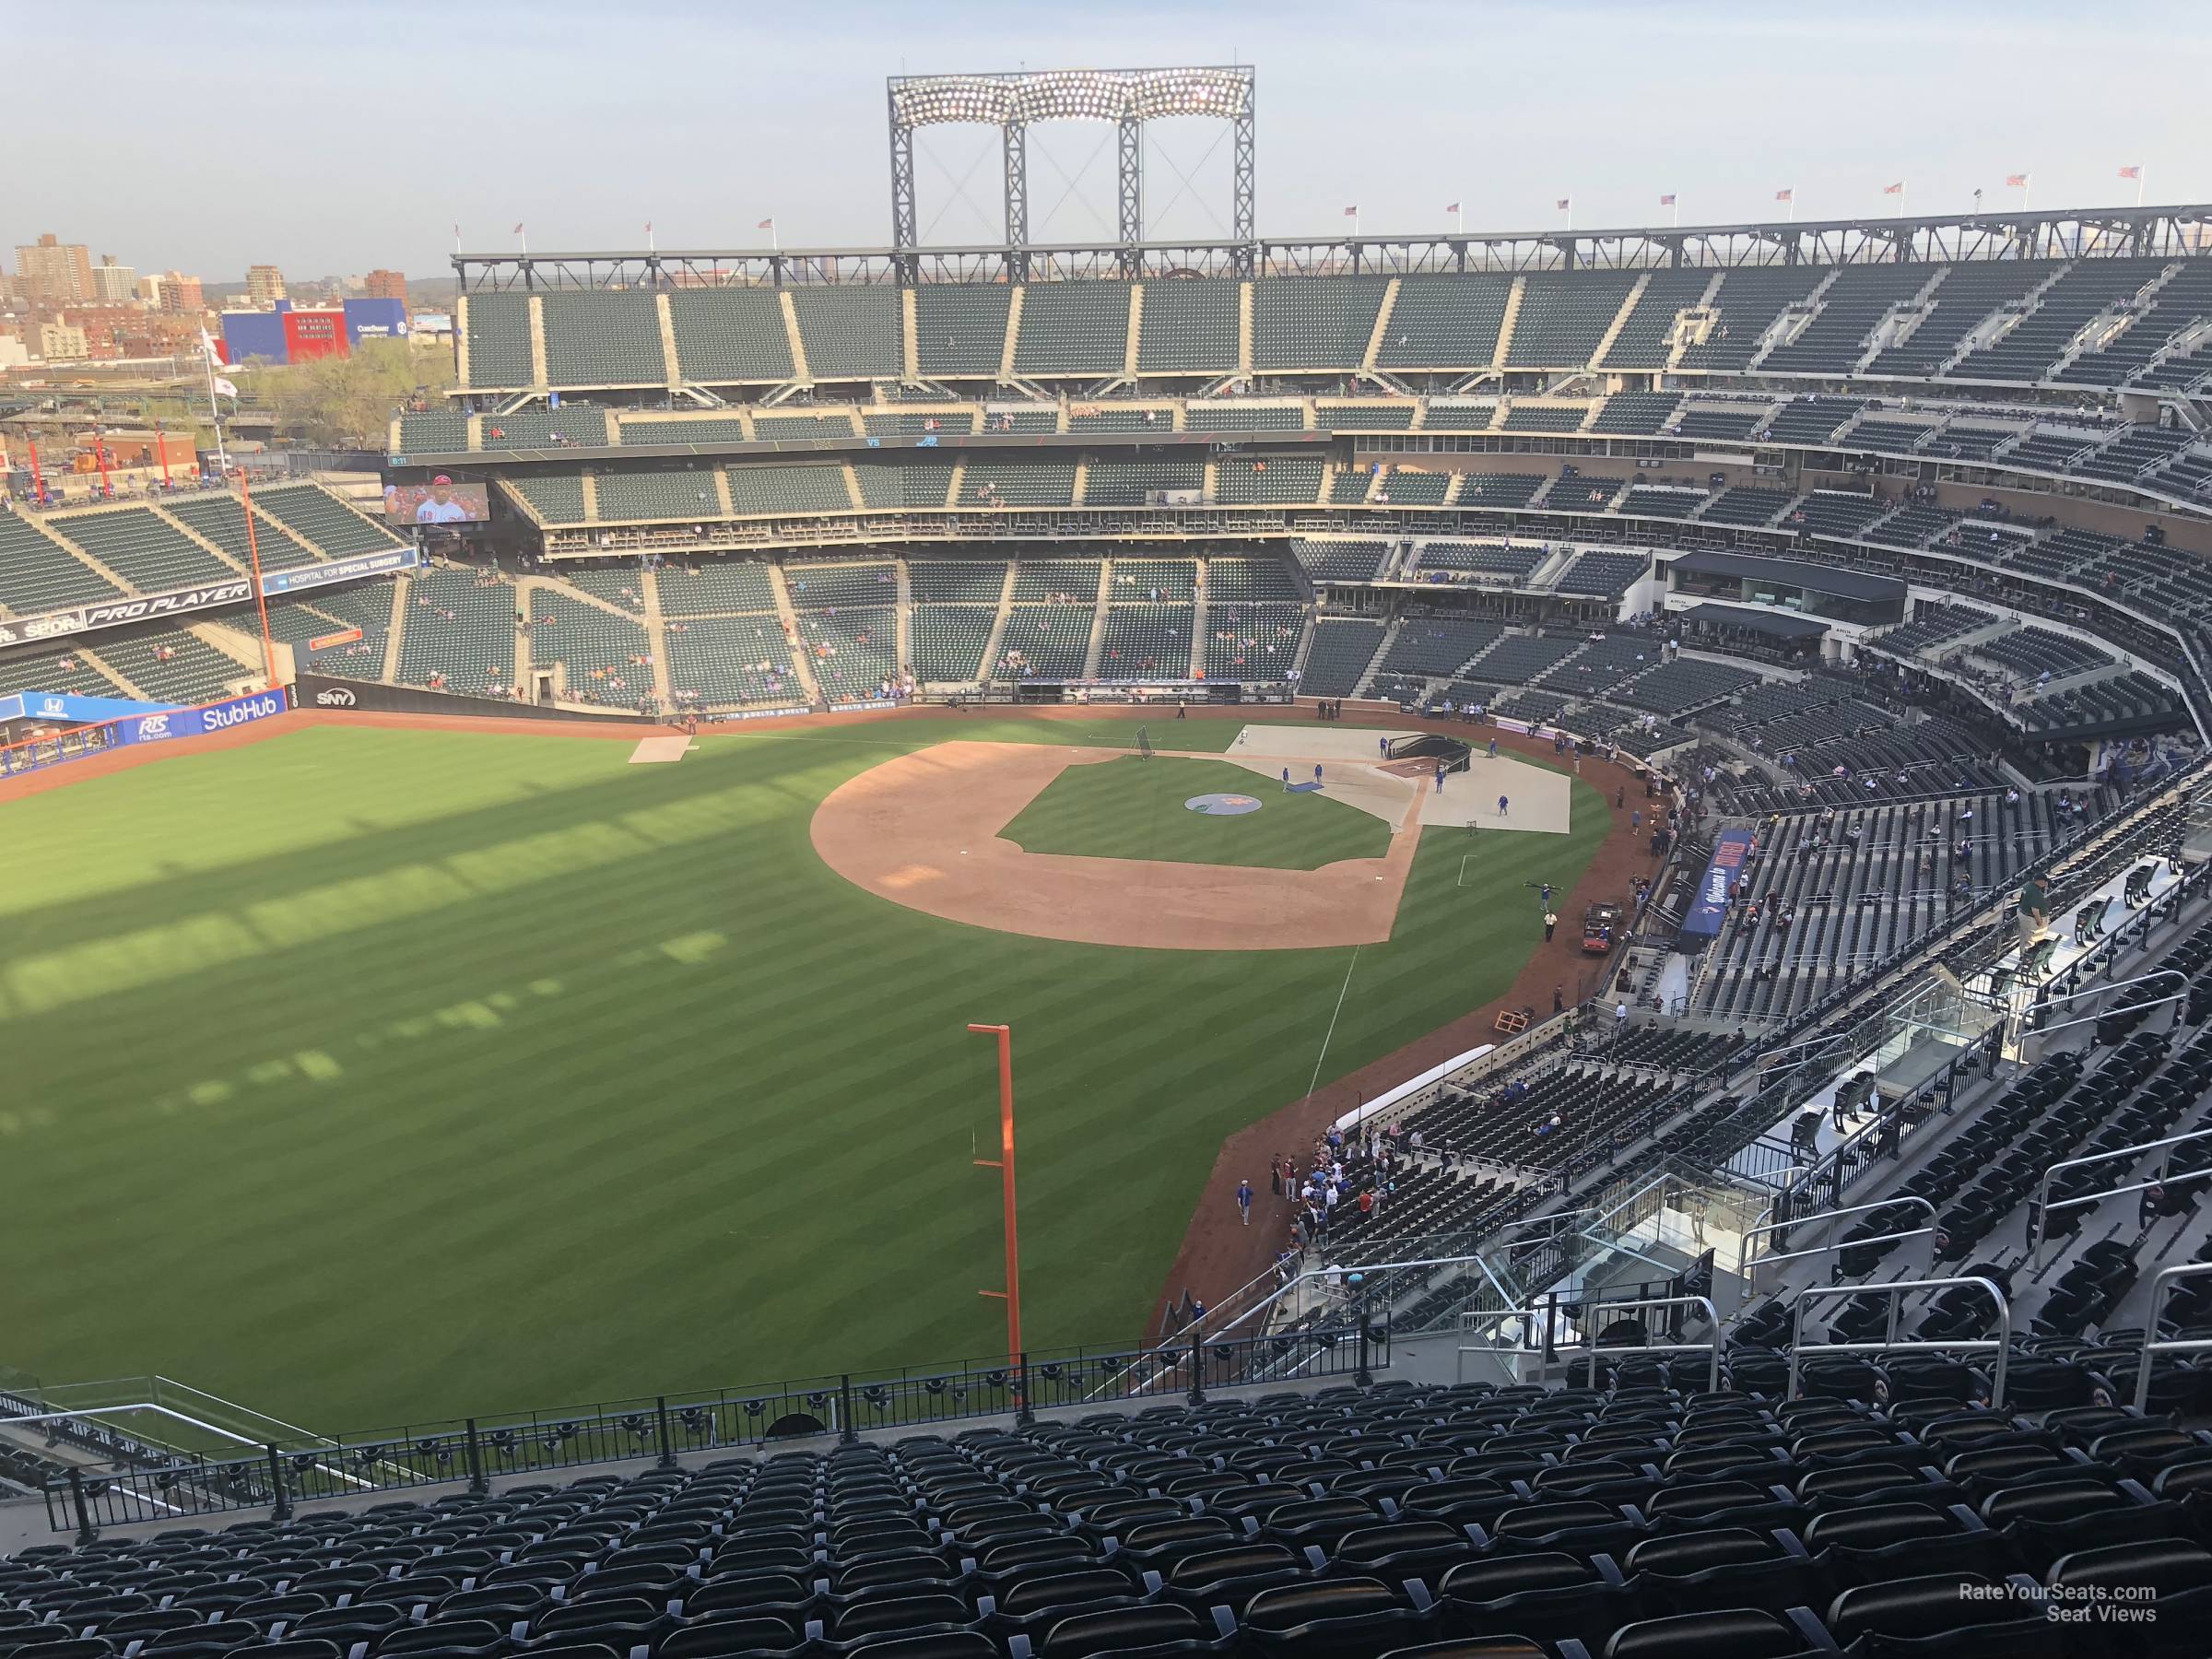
xmin=2030 ymin=1125 xmax=2212 ymax=1266
xmin=1788 ymin=1275 xmax=2011 ymax=1409
xmin=2134 ymin=1263 xmax=2212 ymax=1411
xmin=1577 ymin=1294 xmax=1723 ymax=1393
xmin=1733 ymin=1194 xmax=1936 ymax=1305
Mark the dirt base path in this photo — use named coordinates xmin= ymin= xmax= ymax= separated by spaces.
xmin=1147 ymin=725 xmax=1670 ymax=1334
xmin=810 ymin=740 xmax=1423 ymax=950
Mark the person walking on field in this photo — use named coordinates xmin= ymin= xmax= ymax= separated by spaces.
xmin=1544 ymin=910 xmax=1558 ymax=942
xmin=1237 ymin=1179 xmax=1253 ymax=1226
xmin=1488 ymin=737 xmax=1499 ymax=759
xmin=1498 ymin=794 xmax=1510 ymax=818
xmin=1282 ymin=767 xmax=1290 ymax=792
xmin=1379 ymin=735 xmax=1389 ymax=759
xmin=1435 ymin=764 xmax=1446 ymax=793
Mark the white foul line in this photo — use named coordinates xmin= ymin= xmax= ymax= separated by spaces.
xmin=1306 ymin=943 xmax=1363 ymax=1101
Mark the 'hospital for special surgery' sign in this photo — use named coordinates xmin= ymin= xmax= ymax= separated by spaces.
xmin=1678 ymin=827 xmax=1754 ymax=943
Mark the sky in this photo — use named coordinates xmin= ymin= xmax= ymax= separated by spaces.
xmin=11 ymin=0 xmax=2211 ymax=281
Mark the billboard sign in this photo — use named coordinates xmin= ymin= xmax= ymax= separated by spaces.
xmin=112 ymin=688 xmax=289 ymax=747
xmin=1677 ymin=827 xmax=1754 ymax=946
xmin=307 ymin=627 xmax=364 ymax=651
xmin=258 ymin=545 xmax=419 ymax=594
xmin=0 ymin=691 xmax=177 ymax=726
xmin=382 ymin=479 xmax=490 ymax=524
xmin=0 ymin=579 xmax=253 ymax=648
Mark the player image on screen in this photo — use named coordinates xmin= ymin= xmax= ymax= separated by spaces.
xmin=415 ymin=476 xmax=473 ymax=523
xmin=382 ymin=477 xmax=490 ymax=525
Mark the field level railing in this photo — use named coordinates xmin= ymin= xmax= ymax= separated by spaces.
xmin=40 ymin=1326 xmax=1378 ymax=1537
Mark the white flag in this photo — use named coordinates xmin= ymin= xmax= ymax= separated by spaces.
xmin=213 ymin=377 xmax=240 ymax=399
xmin=199 ymin=327 xmax=221 ymax=361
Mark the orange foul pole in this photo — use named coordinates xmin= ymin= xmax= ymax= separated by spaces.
xmin=968 ymin=1022 xmax=1022 ymax=1360
xmin=233 ymin=467 xmax=280 ymax=691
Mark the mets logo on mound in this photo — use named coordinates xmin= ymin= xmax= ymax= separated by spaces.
xmin=1185 ymin=793 xmax=1263 ymax=816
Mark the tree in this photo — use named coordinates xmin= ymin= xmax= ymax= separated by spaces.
xmin=253 ymin=338 xmax=456 ymax=447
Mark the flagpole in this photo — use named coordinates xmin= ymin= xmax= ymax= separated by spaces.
xmin=201 ymin=335 xmax=231 ymax=473
xmin=2136 ymin=168 xmax=2146 ymax=208
xmin=1672 ymin=199 xmax=1679 ymax=229
xmin=1454 ymin=205 xmax=1462 ymax=235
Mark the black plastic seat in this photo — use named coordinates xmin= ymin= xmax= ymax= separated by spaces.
xmin=1825 ymin=1573 xmax=2065 ymax=1656
xmin=1602 ymin=1606 xmax=1823 ymax=1658
xmin=1241 ymin=1578 xmax=1425 ymax=1657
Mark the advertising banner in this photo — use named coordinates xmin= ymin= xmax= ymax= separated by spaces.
xmin=112 ymin=688 xmax=290 ymax=748
xmin=258 ymin=546 xmax=420 ymax=595
xmin=294 ymin=675 xmax=660 ymax=725
xmin=0 ymin=691 xmax=178 ymax=725
xmin=1677 ymin=827 xmax=1755 ymax=947
xmin=0 ymin=580 xmax=253 ymax=648
xmin=307 ymin=627 xmax=364 ymax=651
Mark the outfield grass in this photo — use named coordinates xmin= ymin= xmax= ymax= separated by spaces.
xmin=1002 ymin=756 xmax=1390 ymax=869
xmin=0 ymin=717 xmax=1607 ymax=1430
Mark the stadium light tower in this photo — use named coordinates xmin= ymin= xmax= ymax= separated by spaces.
xmin=887 ymin=65 xmax=1256 ymax=274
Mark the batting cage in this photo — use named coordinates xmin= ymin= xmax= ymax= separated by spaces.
xmin=1384 ymin=732 xmax=1473 ymax=773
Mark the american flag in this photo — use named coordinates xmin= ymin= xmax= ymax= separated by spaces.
xmin=1883 ymin=182 xmax=1904 ymax=195
xmin=2006 ymin=173 xmax=2030 ymax=188
xmin=1343 ymin=206 xmax=1359 ymax=218
xmin=1556 ymin=198 xmax=1571 ymax=211
xmin=512 ymin=222 xmax=524 ymax=235
xmin=1775 ymin=187 xmax=1794 ymax=203
xmin=1659 ymin=194 xmax=1676 ymax=206
xmin=758 ymin=217 xmax=775 ymax=230
xmin=2119 ymin=165 xmax=2142 ymax=181
xmin=1443 ymin=201 xmax=1460 ymax=214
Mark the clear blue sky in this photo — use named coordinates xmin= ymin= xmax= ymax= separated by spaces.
xmin=14 ymin=0 xmax=2209 ymax=279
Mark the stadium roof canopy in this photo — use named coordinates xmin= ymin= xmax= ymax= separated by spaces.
xmin=1677 ymin=602 xmax=1831 ymax=640
xmin=1667 ymin=550 xmax=1906 ymax=604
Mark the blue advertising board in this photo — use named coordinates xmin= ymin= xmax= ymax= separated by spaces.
xmin=258 ymin=545 xmax=419 ymax=595
xmin=1677 ymin=826 xmax=1755 ymax=947
xmin=0 ymin=691 xmax=177 ymax=725
xmin=112 ymin=688 xmax=290 ymax=748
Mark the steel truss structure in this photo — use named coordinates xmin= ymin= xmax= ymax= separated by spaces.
xmin=452 ymin=201 xmax=2210 ymax=292
xmin=883 ymin=65 xmax=1256 ymax=278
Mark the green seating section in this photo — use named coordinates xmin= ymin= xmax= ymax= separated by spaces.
xmin=509 ymin=477 xmax=589 ymax=524
xmin=855 ymin=461 xmax=957 ymax=510
xmin=1135 ymin=280 xmax=1240 ymax=373
xmin=556 ymin=566 xmax=650 ymax=613
xmin=1084 ymin=458 xmax=1204 ymax=507
xmin=911 ymin=608 xmax=995 ymax=682
xmin=1185 ymin=404 xmax=1303 ymax=430
xmin=1457 ymin=474 xmax=1546 ymax=509
xmin=0 ymin=513 xmax=123 ymax=614
xmin=464 ymin=292 xmax=534 ymax=386
xmin=1328 ymin=468 xmax=1375 ymax=503
xmin=528 ymin=588 xmax=652 ymax=707
xmin=246 ymin=487 xmax=406 ymax=558
xmin=984 ymin=406 xmax=1059 ymax=432
xmin=1012 ymin=559 xmax=1100 ymax=602
xmin=397 ymin=567 xmax=520 ymax=696
xmin=262 ymin=586 xmax=390 ymax=677
xmin=479 ymin=408 xmax=612 ymax=450
xmin=1374 ymin=467 xmax=1450 ymax=505
xmin=620 ymin=417 xmax=752 ymax=447
xmin=53 ymin=506 xmax=236 ymax=591
xmin=1098 ymin=604 xmax=1193 ymax=677
xmin=1500 ymin=405 xmax=1591 ymax=432
xmin=595 ymin=471 xmax=724 ymax=524
xmin=915 ymin=286 xmax=1011 ymax=378
xmin=1292 ymin=539 xmax=1386 ymax=582
xmin=1206 ymin=557 xmax=1301 ymax=602
xmin=397 ymin=411 xmax=469 ymax=454
xmin=1069 ymin=406 xmax=1168 ymax=431
xmin=785 ymin=563 xmax=897 ymax=607
xmin=755 ymin=411 xmax=859 ymax=440
xmin=1215 ymin=455 xmax=1324 ymax=504
xmin=1298 ymin=618 xmax=1387 ymax=696
xmin=666 ymin=288 xmax=794 ymax=383
xmin=0 ymin=647 xmax=124 ymax=699
xmin=541 ymin=291 xmax=666 ymax=385
xmin=1506 ymin=272 xmax=1639 ymax=367
xmin=725 ymin=465 xmax=854 ymax=516
xmin=1318 ymin=402 xmax=1414 ymax=430
xmin=863 ymin=410 xmax=974 ymax=437
xmin=656 ymin=560 xmax=777 ymax=616
xmin=667 ymin=615 xmax=803 ymax=707
xmin=1012 ymin=282 xmax=1131 ymax=375
xmin=1253 ymin=276 xmax=1388 ymax=370
xmin=1599 ymin=269 xmax=1714 ymax=369
xmin=963 ymin=458 xmax=1077 ymax=507
xmin=791 ymin=288 xmax=901 ymax=381
xmin=797 ymin=605 xmax=898 ymax=700
xmin=1678 ymin=267 xmax=1825 ymax=371
xmin=997 ymin=606 xmax=1093 ymax=677
xmin=1109 ymin=559 xmax=1197 ymax=602
xmin=165 ymin=495 xmax=320 ymax=572
xmin=1420 ymin=403 xmax=1497 ymax=429
xmin=1204 ymin=603 xmax=1303 ymax=680
xmin=908 ymin=560 xmax=1008 ymax=604
xmin=1377 ymin=275 xmax=1512 ymax=369
xmin=96 ymin=628 xmax=247 ymax=703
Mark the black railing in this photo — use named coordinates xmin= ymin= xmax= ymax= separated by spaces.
xmin=42 ymin=1326 xmax=1381 ymax=1535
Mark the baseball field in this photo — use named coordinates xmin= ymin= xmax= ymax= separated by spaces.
xmin=0 ymin=710 xmax=1608 ymax=1432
